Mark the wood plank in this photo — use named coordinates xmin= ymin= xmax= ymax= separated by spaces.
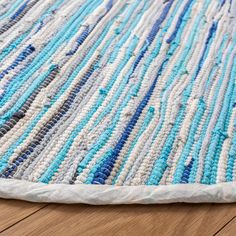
xmin=1 ymin=203 xmax=236 ymax=236
xmin=216 ymin=216 xmax=236 ymax=236
xmin=0 ymin=199 xmax=46 ymax=233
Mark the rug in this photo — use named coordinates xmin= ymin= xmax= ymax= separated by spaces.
xmin=0 ymin=0 xmax=236 ymax=204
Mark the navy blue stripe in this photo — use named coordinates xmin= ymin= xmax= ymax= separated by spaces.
xmin=180 ymin=158 xmax=194 ymax=183
xmin=66 ymin=1 xmax=114 ymax=56
xmin=92 ymin=59 xmax=168 ymax=184
xmin=195 ymin=21 xmax=218 ymax=78
xmin=1 ymin=63 xmax=97 ymax=178
xmin=131 ymin=0 xmax=174 ymax=73
xmin=10 ymin=1 xmax=29 ymax=20
xmin=166 ymin=0 xmax=194 ymax=44
xmin=0 ymin=44 xmax=35 ymax=81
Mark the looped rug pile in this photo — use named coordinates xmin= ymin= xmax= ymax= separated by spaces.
xmin=0 ymin=0 xmax=236 ymax=204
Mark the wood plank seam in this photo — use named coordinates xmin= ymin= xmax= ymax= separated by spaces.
xmin=0 ymin=204 xmax=49 ymax=234
xmin=213 ymin=215 xmax=236 ymax=236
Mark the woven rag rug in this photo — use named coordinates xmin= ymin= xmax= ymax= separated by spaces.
xmin=0 ymin=0 xmax=236 ymax=204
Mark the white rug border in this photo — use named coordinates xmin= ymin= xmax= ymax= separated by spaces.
xmin=0 ymin=179 xmax=236 ymax=204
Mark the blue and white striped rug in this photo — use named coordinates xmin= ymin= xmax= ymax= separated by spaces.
xmin=0 ymin=0 xmax=236 ymax=204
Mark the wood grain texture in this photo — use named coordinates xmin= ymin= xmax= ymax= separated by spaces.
xmin=0 ymin=199 xmax=46 ymax=233
xmin=1 ymin=202 xmax=236 ymax=236
xmin=216 ymin=217 xmax=236 ymax=236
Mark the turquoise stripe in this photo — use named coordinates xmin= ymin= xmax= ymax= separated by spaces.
xmin=84 ymin=0 xmax=186 ymax=182
xmin=206 ymin=54 xmax=236 ymax=184
xmin=0 ymin=0 xmax=65 ymax=63
xmin=185 ymin=35 xmax=229 ymax=183
xmin=0 ymin=7 xmax=117 ymax=171
xmin=37 ymin=1 xmax=147 ymax=182
xmin=0 ymin=0 xmax=102 ymax=110
xmin=0 ymin=0 xmax=23 ymax=20
xmin=147 ymin=0 xmax=219 ymax=185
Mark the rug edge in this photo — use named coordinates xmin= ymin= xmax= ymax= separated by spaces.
xmin=0 ymin=179 xmax=235 ymax=204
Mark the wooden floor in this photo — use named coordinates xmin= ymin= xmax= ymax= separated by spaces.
xmin=1 ymin=199 xmax=236 ymax=235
